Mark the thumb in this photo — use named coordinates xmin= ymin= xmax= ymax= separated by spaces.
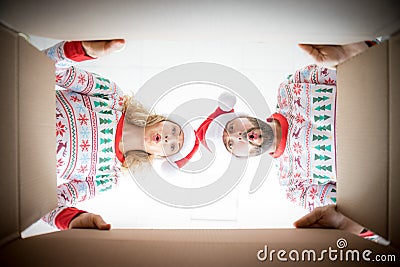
xmin=105 ymin=39 xmax=126 ymax=53
xmin=298 ymin=44 xmax=314 ymax=54
xmin=298 ymin=44 xmax=326 ymax=63
xmin=93 ymin=215 xmax=111 ymax=230
xmin=293 ymin=210 xmax=321 ymax=228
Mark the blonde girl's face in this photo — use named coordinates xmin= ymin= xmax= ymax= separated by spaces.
xmin=144 ymin=121 xmax=184 ymax=157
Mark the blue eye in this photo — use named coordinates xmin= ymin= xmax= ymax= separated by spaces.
xmin=228 ymin=141 xmax=233 ymax=149
xmin=172 ymin=127 xmax=176 ymax=135
xmin=171 ymin=144 xmax=175 ymax=152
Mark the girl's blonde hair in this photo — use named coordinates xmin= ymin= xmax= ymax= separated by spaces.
xmin=121 ymin=95 xmax=167 ymax=171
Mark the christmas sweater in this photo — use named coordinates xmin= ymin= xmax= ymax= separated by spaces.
xmin=275 ymin=64 xmax=337 ymax=212
xmin=42 ymin=41 xmax=125 ymax=229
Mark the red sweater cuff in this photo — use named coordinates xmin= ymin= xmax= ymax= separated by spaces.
xmin=55 ymin=207 xmax=87 ymax=230
xmin=359 ymin=229 xmax=375 ymax=238
xmin=64 ymin=41 xmax=95 ymax=62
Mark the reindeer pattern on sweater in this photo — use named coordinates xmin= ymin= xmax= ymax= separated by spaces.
xmin=276 ymin=64 xmax=337 ymax=211
xmin=42 ymin=42 xmax=125 ymax=228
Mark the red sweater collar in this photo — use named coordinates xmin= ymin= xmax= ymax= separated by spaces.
xmin=269 ymin=113 xmax=288 ymax=158
xmin=115 ymin=113 xmax=125 ymax=164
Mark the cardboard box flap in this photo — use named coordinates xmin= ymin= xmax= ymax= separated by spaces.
xmin=337 ymin=32 xmax=400 ymax=247
xmin=337 ymin=41 xmax=389 ymax=238
xmin=0 ymin=22 xmax=19 ymax=247
xmin=0 ymin=23 xmax=57 ymax=246
xmin=1 ymin=229 xmax=399 ymax=267
xmin=0 ymin=1 xmax=399 ymax=43
xmin=388 ymin=32 xmax=400 ymax=250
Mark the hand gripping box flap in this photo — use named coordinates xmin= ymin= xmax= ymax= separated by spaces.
xmin=0 ymin=23 xmax=57 ymax=246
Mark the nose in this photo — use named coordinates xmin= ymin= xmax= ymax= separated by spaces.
xmin=164 ymin=134 xmax=178 ymax=143
xmin=232 ymin=135 xmax=245 ymax=142
xmin=231 ymin=131 xmax=246 ymax=141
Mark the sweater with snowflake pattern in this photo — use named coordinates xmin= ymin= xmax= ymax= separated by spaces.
xmin=275 ymin=64 xmax=337 ymax=212
xmin=42 ymin=41 xmax=125 ymax=229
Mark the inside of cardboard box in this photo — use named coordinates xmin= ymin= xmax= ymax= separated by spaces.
xmin=6 ymin=27 xmax=400 ymax=248
xmin=1 ymin=4 xmax=399 ymax=266
xmin=22 ymin=34 xmax=319 ymax=238
xmin=19 ymin=32 xmax=399 ymax=253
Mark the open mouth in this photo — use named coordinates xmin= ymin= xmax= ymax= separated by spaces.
xmin=248 ymin=131 xmax=258 ymax=141
xmin=152 ymin=133 xmax=161 ymax=143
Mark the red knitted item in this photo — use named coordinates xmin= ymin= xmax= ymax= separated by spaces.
xmin=64 ymin=41 xmax=95 ymax=62
xmin=55 ymin=207 xmax=87 ymax=230
xmin=269 ymin=113 xmax=288 ymax=158
xmin=115 ymin=113 xmax=126 ymax=164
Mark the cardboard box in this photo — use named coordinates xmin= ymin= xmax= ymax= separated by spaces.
xmin=0 ymin=24 xmax=57 ymax=247
xmin=336 ymin=33 xmax=400 ymax=250
xmin=1 ymin=2 xmax=400 ymax=265
xmin=0 ymin=0 xmax=399 ymax=43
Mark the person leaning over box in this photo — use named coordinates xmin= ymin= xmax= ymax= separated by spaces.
xmin=196 ymin=65 xmax=339 ymax=212
xmin=196 ymin=40 xmax=378 ymax=212
xmin=196 ymin=40 xmax=386 ymax=243
xmin=41 ymin=40 xmax=199 ymax=230
xmin=41 ymin=38 xmax=382 ymax=241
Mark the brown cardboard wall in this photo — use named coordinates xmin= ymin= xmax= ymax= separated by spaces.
xmin=337 ymin=33 xmax=400 ymax=247
xmin=336 ymin=42 xmax=390 ymax=238
xmin=1 ymin=1 xmax=400 ymax=43
xmin=0 ymin=23 xmax=19 ymax=246
xmin=0 ymin=24 xmax=57 ymax=245
xmin=18 ymin=32 xmax=57 ymax=231
xmin=389 ymin=33 xmax=400 ymax=249
xmin=1 ymin=229 xmax=399 ymax=267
